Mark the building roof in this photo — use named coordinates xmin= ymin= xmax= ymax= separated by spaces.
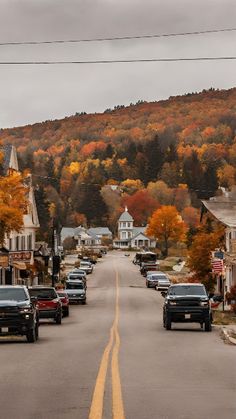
xmin=132 ymin=232 xmax=150 ymax=240
xmin=61 ymin=227 xmax=76 ymax=242
xmin=88 ymin=227 xmax=112 ymax=236
xmin=118 ymin=207 xmax=134 ymax=222
xmin=0 ymin=144 xmax=18 ymax=174
xmin=133 ymin=227 xmax=146 ymax=236
xmin=202 ymin=199 xmax=236 ymax=228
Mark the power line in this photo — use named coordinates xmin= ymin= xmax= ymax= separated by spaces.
xmin=0 ymin=56 xmax=236 ymax=65
xmin=0 ymin=27 xmax=236 ymax=46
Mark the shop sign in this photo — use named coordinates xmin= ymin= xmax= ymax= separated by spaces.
xmin=9 ymin=251 xmax=33 ymax=262
xmin=0 ymin=254 xmax=9 ymax=268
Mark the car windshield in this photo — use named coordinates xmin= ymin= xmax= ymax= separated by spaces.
xmin=68 ymin=275 xmax=83 ymax=279
xmin=0 ymin=288 xmax=28 ymax=301
xmin=29 ymin=289 xmax=57 ymax=299
xmin=168 ymin=285 xmax=206 ymax=296
xmin=151 ymin=275 xmax=168 ymax=280
xmin=66 ymin=283 xmax=84 ymax=290
xmin=58 ymin=292 xmax=67 ymax=297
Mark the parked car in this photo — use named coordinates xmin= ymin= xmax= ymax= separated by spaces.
xmin=28 ymin=286 xmax=62 ymax=324
xmin=71 ymin=268 xmax=87 ymax=277
xmin=82 ymin=256 xmax=97 ymax=264
xmin=140 ymin=262 xmax=160 ymax=276
xmin=79 ymin=261 xmax=93 ymax=274
xmin=56 ymin=290 xmax=70 ymax=317
xmin=0 ymin=285 xmax=39 ymax=343
xmin=65 ymin=281 xmax=87 ymax=304
xmin=162 ymin=283 xmax=212 ymax=331
xmin=146 ymin=273 xmax=160 ymax=288
xmin=67 ymin=272 xmax=87 ymax=289
xmin=133 ymin=251 xmax=157 ymax=266
xmin=154 ymin=273 xmax=171 ymax=291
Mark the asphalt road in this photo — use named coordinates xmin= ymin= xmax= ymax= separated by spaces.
xmin=0 ymin=252 xmax=235 ymax=419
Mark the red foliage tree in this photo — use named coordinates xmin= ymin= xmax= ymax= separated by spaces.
xmin=122 ymin=190 xmax=159 ymax=225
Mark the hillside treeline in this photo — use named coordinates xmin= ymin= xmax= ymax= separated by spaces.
xmin=1 ymin=87 xmax=236 ymax=237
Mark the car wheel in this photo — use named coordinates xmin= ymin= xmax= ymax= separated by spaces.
xmin=35 ymin=323 xmax=39 ymax=340
xmin=146 ymin=283 xmax=149 ymax=288
xmin=55 ymin=312 xmax=62 ymax=324
xmin=165 ymin=315 xmax=172 ymax=330
xmin=82 ymin=300 xmax=86 ymax=305
xmin=204 ymin=318 xmax=212 ymax=332
xmin=64 ymin=307 xmax=69 ymax=317
xmin=26 ymin=326 xmax=37 ymax=343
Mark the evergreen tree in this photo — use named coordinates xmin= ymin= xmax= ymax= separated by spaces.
xmin=143 ymin=135 xmax=165 ymax=184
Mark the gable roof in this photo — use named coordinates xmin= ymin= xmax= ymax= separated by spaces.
xmin=88 ymin=227 xmax=112 ymax=236
xmin=0 ymin=144 xmax=19 ymax=174
xmin=61 ymin=227 xmax=76 ymax=242
xmin=133 ymin=227 xmax=146 ymax=236
xmin=202 ymin=199 xmax=236 ymax=228
xmin=132 ymin=232 xmax=150 ymax=240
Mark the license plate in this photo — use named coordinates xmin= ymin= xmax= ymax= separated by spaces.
xmin=1 ymin=327 xmax=8 ymax=332
xmin=185 ymin=314 xmax=191 ymax=319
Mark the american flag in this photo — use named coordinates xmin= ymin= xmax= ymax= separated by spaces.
xmin=212 ymin=259 xmax=224 ymax=273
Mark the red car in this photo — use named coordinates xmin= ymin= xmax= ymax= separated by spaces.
xmin=57 ymin=290 xmax=70 ymax=317
xmin=28 ymin=286 xmax=62 ymax=324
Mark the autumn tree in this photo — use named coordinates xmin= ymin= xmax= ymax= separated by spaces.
xmin=122 ymin=190 xmax=159 ymax=225
xmin=147 ymin=205 xmax=186 ymax=257
xmin=120 ymin=179 xmax=144 ymax=194
xmin=0 ymin=172 xmax=28 ymax=245
xmin=187 ymin=227 xmax=225 ymax=291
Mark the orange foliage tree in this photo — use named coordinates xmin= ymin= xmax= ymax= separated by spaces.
xmin=0 ymin=172 xmax=28 ymax=245
xmin=147 ymin=205 xmax=186 ymax=256
xmin=187 ymin=228 xmax=224 ymax=291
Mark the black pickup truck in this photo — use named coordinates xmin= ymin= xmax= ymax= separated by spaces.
xmin=0 ymin=285 xmax=39 ymax=342
xmin=162 ymin=283 xmax=212 ymax=331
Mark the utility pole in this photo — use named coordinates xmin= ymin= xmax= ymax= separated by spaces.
xmin=51 ymin=218 xmax=60 ymax=288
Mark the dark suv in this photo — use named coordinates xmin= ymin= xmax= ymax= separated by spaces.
xmin=162 ymin=283 xmax=212 ymax=331
xmin=0 ymin=285 xmax=39 ymax=342
xmin=28 ymin=286 xmax=62 ymax=324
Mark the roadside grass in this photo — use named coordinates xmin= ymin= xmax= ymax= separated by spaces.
xmin=213 ymin=310 xmax=236 ymax=325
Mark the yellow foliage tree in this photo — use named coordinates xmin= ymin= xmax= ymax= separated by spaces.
xmin=0 ymin=172 xmax=28 ymax=245
xmin=147 ymin=205 xmax=186 ymax=257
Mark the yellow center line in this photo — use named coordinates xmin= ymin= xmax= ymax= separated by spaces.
xmin=88 ymin=264 xmax=125 ymax=419
xmin=88 ymin=324 xmax=114 ymax=419
xmin=112 ymin=268 xmax=125 ymax=419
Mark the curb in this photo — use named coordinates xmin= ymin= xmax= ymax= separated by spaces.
xmin=221 ymin=327 xmax=236 ymax=345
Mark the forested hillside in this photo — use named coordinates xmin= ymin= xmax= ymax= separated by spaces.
xmin=1 ymin=87 xmax=236 ymax=237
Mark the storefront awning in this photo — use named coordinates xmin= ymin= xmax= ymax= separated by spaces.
xmin=13 ymin=262 xmax=27 ymax=270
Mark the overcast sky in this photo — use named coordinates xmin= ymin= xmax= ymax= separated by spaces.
xmin=0 ymin=0 xmax=236 ymax=128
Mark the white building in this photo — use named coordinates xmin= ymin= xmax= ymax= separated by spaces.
xmin=202 ymin=194 xmax=236 ymax=302
xmin=0 ymin=145 xmax=40 ymax=285
xmin=113 ymin=207 xmax=156 ymax=249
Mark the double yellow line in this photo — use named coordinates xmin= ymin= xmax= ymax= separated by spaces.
xmin=88 ymin=267 xmax=125 ymax=419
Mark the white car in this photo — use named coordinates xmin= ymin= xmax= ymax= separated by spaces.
xmin=79 ymin=261 xmax=93 ymax=274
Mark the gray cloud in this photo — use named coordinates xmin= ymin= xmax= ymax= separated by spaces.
xmin=0 ymin=0 xmax=236 ymax=127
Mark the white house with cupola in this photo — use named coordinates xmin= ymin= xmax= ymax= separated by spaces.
xmin=113 ymin=207 xmax=156 ymax=249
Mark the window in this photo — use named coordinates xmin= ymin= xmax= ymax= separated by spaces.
xmin=9 ymin=238 xmax=12 ymax=250
xmin=128 ymin=222 xmax=130 ymax=227
xmin=16 ymin=236 xmax=20 ymax=250
xmin=123 ymin=222 xmax=126 ymax=228
xmin=21 ymin=236 xmax=25 ymax=250
xmin=28 ymin=234 xmax=32 ymax=250
xmin=122 ymin=232 xmax=126 ymax=239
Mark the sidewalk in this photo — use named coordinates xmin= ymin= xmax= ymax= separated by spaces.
xmin=220 ymin=325 xmax=236 ymax=345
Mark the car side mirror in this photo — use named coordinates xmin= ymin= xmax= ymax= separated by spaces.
xmin=30 ymin=296 xmax=38 ymax=304
xmin=161 ymin=291 xmax=167 ymax=297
